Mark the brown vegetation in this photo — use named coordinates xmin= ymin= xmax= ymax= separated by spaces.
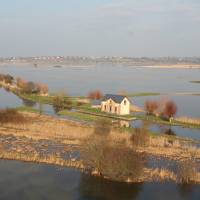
xmin=0 ymin=112 xmax=199 ymax=183
xmin=0 ymin=109 xmax=26 ymax=124
xmin=130 ymin=127 xmax=149 ymax=147
xmin=52 ymin=93 xmax=72 ymax=113
xmin=88 ymin=90 xmax=103 ymax=100
xmin=144 ymin=98 xmax=177 ymax=120
xmin=144 ymin=100 xmax=158 ymax=115
xmin=81 ymin=119 xmax=147 ymax=182
xmin=177 ymin=158 xmax=198 ymax=183
xmin=0 ymin=74 xmax=14 ymax=84
xmin=163 ymin=100 xmax=177 ymax=119
xmin=93 ymin=118 xmax=112 ymax=136
xmin=36 ymin=83 xmax=48 ymax=95
xmin=175 ymin=116 xmax=200 ymax=126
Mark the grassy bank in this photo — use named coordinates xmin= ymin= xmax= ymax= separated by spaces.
xmin=127 ymin=92 xmax=160 ymax=97
xmin=190 ymin=81 xmax=200 ymax=84
xmin=16 ymin=106 xmax=40 ymax=113
xmin=58 ymin=110 xmax=103 ymax=122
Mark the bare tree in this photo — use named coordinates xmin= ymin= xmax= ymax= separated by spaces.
xmin=163 ymin=100 xmax=177 ymax=120
xmin=88 ymin=90 xmax=103 ymax=100
xmin=144 ymin=100 xmax=158 ymax=115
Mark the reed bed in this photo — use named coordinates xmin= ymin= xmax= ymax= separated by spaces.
xmin=175 ymin=116 xmax=200 ymax=126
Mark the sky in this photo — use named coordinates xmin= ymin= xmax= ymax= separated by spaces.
xmin=0 ymin=0 xmax=200 ymax=57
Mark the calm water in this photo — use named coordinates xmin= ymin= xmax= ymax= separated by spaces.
xmin=0 ymin=160 xmax=199 ymax=200
xmin=0 ymin=64 xmax=200 ymax=95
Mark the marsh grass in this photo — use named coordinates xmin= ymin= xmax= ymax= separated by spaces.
xmin=0 ymin=109 xmax=26 ymax=124
xmin=175 ymin=117 xmax=200 ymax=126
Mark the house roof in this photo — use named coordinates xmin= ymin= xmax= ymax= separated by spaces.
xmin=102 ymin=94 xmax=128 ymax=104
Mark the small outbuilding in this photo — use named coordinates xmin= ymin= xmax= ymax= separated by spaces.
xmin=101 ymin=94 xmax=130 ymax=115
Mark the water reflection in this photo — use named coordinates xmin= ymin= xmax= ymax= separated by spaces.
xmin=177 ymin=184 xmax=196 ymax=199
xmin=79 ymin=174 xmax=143 ymax=200
xmin=22 ymin=98 xmax=37 ymax=107
xmin=164 ymin=128 xmax=176 ymax=136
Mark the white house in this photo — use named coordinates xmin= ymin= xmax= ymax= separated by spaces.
xmin=101 ymin=94 xmax=130 ymax=115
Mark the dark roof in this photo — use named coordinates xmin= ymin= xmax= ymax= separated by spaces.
xmin=102 ymin=94 xmax=127 ymax=104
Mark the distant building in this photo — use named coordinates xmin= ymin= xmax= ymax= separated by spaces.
xmin=101 ymin=94 xmax=130 ymax=115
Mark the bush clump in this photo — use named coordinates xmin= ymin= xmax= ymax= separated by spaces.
xmin=93 ymin=118 xmax=112 ymax=136
xmin=0 ymin=109 xmax=26 ymax=124
xmin=52 ymin=93 xmax=72 ymax=113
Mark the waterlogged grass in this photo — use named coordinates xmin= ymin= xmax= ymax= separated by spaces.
xmin=18 ymin=93 xmax=91 ymax=108
xmin=190 ymin=81 xmax=200 ymax=84
xmin=16 ymin=106 xmax=40 ymax=113
xmin=18 ymin=93 xmax=54 ymax=104
xmin=127 ymin=92 xmax=160 ymax=97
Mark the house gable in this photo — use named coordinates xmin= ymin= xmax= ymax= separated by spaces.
xmin=101 ymin=94 xmax=131 ymax=115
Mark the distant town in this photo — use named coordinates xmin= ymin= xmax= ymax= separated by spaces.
xmin=0 ymin=56 xmax=200 ymax=67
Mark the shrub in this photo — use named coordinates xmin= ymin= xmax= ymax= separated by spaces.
xmin=52 ymin=94 xmax=72 ymax=113
xmin=22 ymin=82 xmax=38 ymax=94
xmin=77 ymin=102 xmax=85 ymax=107
xmin=4 ymin=74 xmax=14 ymax=84
xmin=52 ymin=95 xmax=65 ymax=113
xmin=36 ymin=83 xmax=48 ymax=94
xmin=0 ymin=74 xmax=4 ymax=81
xmin=0 ymin=109 xmax=26 ymax=124
xmin=93 ymin=118 xmax=112 ymax=136
xmin=0 ymin=74 xmax=14 ymax=84
xmin=16 ymin=77 xmax=26 ymax=89
xmin=130 ymin=126 xmax=149 ymax=147
xmin=82 ymin=139 xmax=146 ymax=181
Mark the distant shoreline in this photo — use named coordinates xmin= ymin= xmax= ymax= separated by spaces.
xmin=0 ymin=62 xmax=200 ymax=69
xmin=139 ymin=64 xmax=200 ymax=69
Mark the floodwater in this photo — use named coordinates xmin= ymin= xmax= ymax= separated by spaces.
xmin=0 ymin=160 xmax=199 ymax=200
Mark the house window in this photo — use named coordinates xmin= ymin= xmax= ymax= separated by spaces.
xmin=115 ymin=107 xmax=117 ymax=113
xmin=124 ymin=100 xmax=127 ymax=105
xmin=110 ymin=106 xmax=112 ymax=112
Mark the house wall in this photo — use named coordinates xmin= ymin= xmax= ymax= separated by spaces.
xmin=101 ymin=97 xmax=130 ymax=115
xmin=119 ymin=97 xmax=130 ymax=115
xmin=101 ymin=99 xmax=120 ymax=115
